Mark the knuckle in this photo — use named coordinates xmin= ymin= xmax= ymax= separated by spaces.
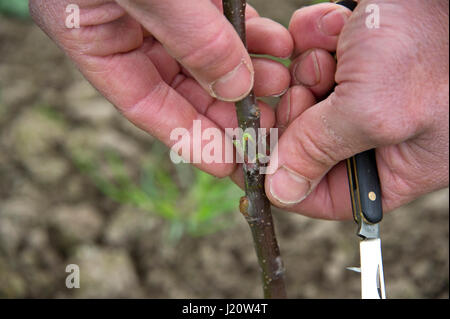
xmin=292 ymin=126 xmax=338 ymax=169
xmin=177 ymin=21 xmax=237 ymax=73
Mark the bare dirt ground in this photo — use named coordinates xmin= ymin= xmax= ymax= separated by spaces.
xmin=0 ymin=1 xmax=448 ymax=299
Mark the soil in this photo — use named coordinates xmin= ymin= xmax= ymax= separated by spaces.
xmin=0 ymin=1 xmax=448 ymax=299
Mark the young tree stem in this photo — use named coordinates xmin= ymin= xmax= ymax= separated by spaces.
xmin=222 ymin=0 xmax=287 ymax=299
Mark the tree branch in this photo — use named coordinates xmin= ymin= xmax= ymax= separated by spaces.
xmin=222 ymin=0 xmax=287 ymax=299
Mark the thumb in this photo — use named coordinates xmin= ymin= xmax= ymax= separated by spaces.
xmin=265 ymin=91 xmax=386 ymax=207
xmin=116 ymin=0 xmax=253 ymax=102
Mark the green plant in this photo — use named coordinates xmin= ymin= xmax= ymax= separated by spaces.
xmin=72 ymin=145 xmax=241 ymax=242
xmin=251 ymin=54 xmax=291 ymax=68
xmin=0 ymin=0 xmax=30 ymax=19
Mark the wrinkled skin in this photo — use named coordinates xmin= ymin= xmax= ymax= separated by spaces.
xmin=30 ymin=0 xmax=449 ymax=221
xmin=29 ymin=0 xmax=294 ymax=177
xmin=264 ymin=0 xmax=449 ymax=219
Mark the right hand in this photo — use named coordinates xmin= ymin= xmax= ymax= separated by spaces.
xmin=264 ymin=0 xmax=449 ymax=220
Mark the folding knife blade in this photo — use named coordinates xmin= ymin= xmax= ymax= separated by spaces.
xmin=360 ymin=238 xmax=386 ymax=299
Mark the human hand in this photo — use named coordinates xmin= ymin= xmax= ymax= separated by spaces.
xmin=264 ymin=0 xmax=449 ymax=219
xmin=29 ymin=0 xmax=294 ymax=177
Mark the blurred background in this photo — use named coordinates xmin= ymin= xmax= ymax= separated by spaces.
xmin=0 ymin=0 xmax=448 ymax=298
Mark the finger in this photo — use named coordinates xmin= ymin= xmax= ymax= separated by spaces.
xmin=230 ymin=164 xmax=245 ymax=190
xmin=142 ymin=39 xmax=181 ymax=84
xmin=235 ymin=157 xmax=354 ymax=220
xmin=264 ymin=92 xmax=386 ymax=208
xmin=277 ymin=161 xmax=353 ymax=220
xmin=172 ymin=57 xmax=290 ymax=103
xmin=276 ymin=85 xmax=316 ymax=135
xmin=290 ymin=48 xmax=336 ymax=98
xmin=172 ymin=76 xmax=276 ymax=129
xmin=253 ymin=58 xmax=291 ymax=97
xmin=78 ymin=2 xmax=126 ymax=26
xmin=289 ymin=3 xmax=352 ymax=56
xmin=245 ymin=4 xmax=260 ymax=20
xmin=247 ymin=17 xmax=294 ymax=58
xmin=35 ymin=4 xmax=145 ymax=57
xmin=181 ymin=56 xmax=291 ymax=98
xmin=116 ymin=0 xmax=254 ymax=102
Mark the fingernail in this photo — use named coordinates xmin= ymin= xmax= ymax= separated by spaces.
xmin=210 ymin=59 xmax=254 ymax=102
xmin=269 ymin=166 xmax=311 ymax=205
xmin=271 ymin=87 xmax=288 ymax=98
xmin=293 ymin=50 xmax=320 ymax=87
xmin=319 ymin=9 xmax=349 ymax=36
